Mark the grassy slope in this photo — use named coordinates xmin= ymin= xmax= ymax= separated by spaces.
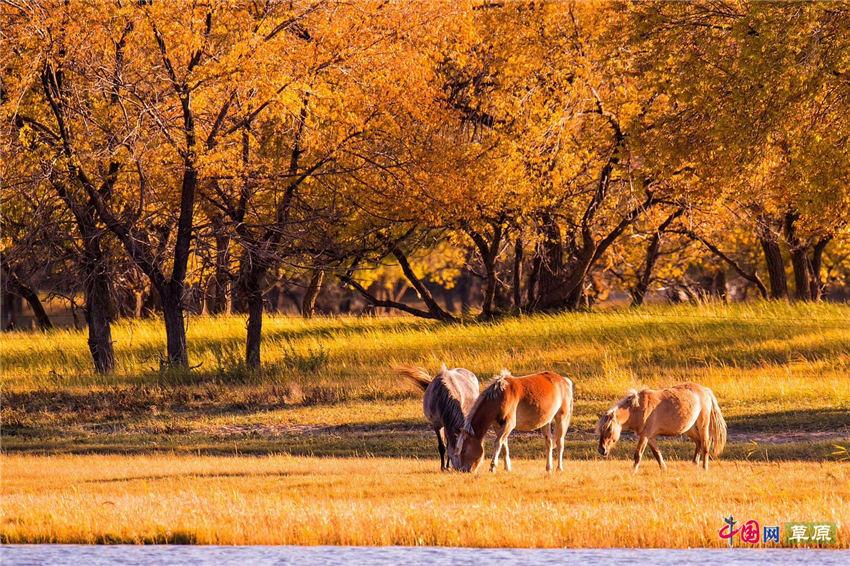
xmin=2 ymin=302 xmax=848 ymax=459
xmin=2 ymin=455 xmax=848 ymax=547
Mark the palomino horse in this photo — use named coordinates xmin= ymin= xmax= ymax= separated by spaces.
xmin=396 ymin=364 xmax=479 ymax=471
xmin=456 ymin=370 xmax=573 ymax=473
xmin=596 ymin=383 xmax=727 ymax=472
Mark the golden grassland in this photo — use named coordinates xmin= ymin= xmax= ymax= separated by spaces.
xmin=1 ymin=454 xmax=848 ymax=547
xmin=1 ymin=302 xmax=849 ymax=546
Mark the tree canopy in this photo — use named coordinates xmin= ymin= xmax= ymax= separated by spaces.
xmin=2 ymin=0 xmax=848 ymax=371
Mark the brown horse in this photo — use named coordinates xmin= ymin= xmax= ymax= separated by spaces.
xmin=596 ymin=383 xmax=726 ymax=472
xmin=396 ymin=364 xmax=479 ymax=471
xmin=456 ymin=370 xmax=573 ymax=473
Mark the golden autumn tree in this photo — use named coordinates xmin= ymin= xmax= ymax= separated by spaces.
xmin=3 ymin=0 xmax=849 ymax=369
xmin=4 ymin=1 xmax=357 ymax=367
xmin=627 ymin=0 xmax=850 ymax=301
xmin=425 ymin=1 xmax=687 ymax=313
xmin=200 ymin=0 xmax=461 ymax=366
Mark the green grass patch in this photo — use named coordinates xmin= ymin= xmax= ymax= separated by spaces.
xmin=2 ymin=302 xmax=848 ymax=459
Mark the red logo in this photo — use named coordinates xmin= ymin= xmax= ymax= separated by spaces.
xmin=740 ymin=520 xmax=760 ymax=544
xmin=719 ymin=516 xmax=740 ymax=541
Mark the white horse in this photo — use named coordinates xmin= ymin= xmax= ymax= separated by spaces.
xmin=396 ymin=364 xmax=479 ymax=470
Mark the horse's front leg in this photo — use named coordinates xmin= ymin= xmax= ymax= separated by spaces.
xmin=648 ymin=438 xmax=666 ymax=471
xmin=435 ymin=428 xmax=447 ymax=471
xmin=490 ymin=421 xmax=515 ymax=473
xmin=633 ymin=436 xmax=649 ymax=473
xmin=543 ymin=423 xmax=554 ymax=472
xmin=554 ymin=416 xmax=568 ymax=471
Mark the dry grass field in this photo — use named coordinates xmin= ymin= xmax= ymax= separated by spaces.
xmin=1 ymin=455 xmax=848 ymax=547
xmin=1 ymin=302 xmax=849 ymax=546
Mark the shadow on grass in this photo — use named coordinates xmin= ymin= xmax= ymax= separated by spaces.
xmin=81 ymin=470 xmax=306 ymax=484
xmin=2 ymin=385 xmax=419 ymax=431
xmin=726 ymin=408 xmax=850 ymax=434
xmin=3 ymin=429 xmax=844 ymax=463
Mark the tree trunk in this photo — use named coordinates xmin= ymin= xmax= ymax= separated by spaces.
xmin=457 ymin=270 xmax=472 ymax=316
xmin=535 ymin=113 xmax=628 ymax=311
xmin=133 ymin=288 xmax=148 ymax=318
xmin=2 ymin=291 xmax=22 ymax=330
xmin=302 ymin=269 xmax=324 ymax=318
xmin=530 ymin=191 xmax=658 ymax=310
xmin=563 ymin=279 xmax=588 ymax=311
xmin=5 ymin=268 xmax=52 ymax=331
xmin=244 ymin=266 xmax=266 ymax=370
xmin=161 ymin=288 xmax=189 ymax=367
xmin=789 ymin=247 xmax=812 ymax=301
xmin=712 ymin=270 xmax=727 ymax=301
xmin=810 ymin=237 xmax=830 ymax=301
xmin=525 ymin=244 xmax=541 ymax=308
xmin=632 ymin=236 xmax=661 ymax=307
xmin=759 ymin=237 xmax=788 ymax=299
xmin=632 ymin=208 xmax=685 ymax=307
xmin=23 ymin=287 xmax=53 ymax=330
xmin=82 ymin=237 xmax=115 ymax=374
xmin=208 ymin=225 xmax=232 ymax=314
xmin=481 ymin=254 xmax=498 ymax=317
xmin=533 ymin=213 xmax=564 ymax=309
xmin=782 ymin=212 xmax=812 ymax=301
xmin=512 ymin=237 xmax=523 ymax=310
xmin=537 ymin=241 xmax=597 ymax=312
xmin=388 ymin=243 xmax=455 ymax=321
xmin=466 ymin=223 xmax=503 ymax=319
xmin=85 ymin=276 xmax=115 ymax=373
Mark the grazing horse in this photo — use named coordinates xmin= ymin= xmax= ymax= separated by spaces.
xmin=456 ymin=370 xmax=574 ymax=473
xmin=396 ymin=364 xmax=479 ymax=471
xmin=596 ymin=383 xmax=727 ymax=472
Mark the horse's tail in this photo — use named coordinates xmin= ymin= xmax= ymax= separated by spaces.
xmin=708 ymin=389 xmax=727 ymax=459
xmin=395 ymin=365 xmax=432 ymax=392
xmin=563 ymin=375 xmax=574 ymax=430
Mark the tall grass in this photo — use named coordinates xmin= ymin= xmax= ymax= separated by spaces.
xmin=1 ymin=454 xmax=847 ymax=547
xmin=3 ymin=302 xmax=848 ymax=383
xmin=3 ymin=302 xmax=848 ymax=408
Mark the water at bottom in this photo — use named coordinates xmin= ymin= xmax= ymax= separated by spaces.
xmin=1 ymin=545 xmax=847 ymax=566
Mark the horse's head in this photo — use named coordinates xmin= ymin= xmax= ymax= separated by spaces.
xmin=595 ymin=410 xmax=622 ymax=457
xmin=454 ymin=425 xmax=484 ymax=472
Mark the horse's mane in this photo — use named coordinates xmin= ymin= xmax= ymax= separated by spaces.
xmin=434 ymin=364 xmax=475 ymax=433
xmin=462 ymin=369 xmax=511 ymax=435
xmin=398 ymin=363 xmax=473 ymax=433
xmin=618 ymin=388 xmax=640 ymax=409
xmin=596 ymin=388 xmax=641 ymax=433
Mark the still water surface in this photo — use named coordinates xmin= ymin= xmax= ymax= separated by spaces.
xmin=2 ymin=545 xmax=848 ymax=565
